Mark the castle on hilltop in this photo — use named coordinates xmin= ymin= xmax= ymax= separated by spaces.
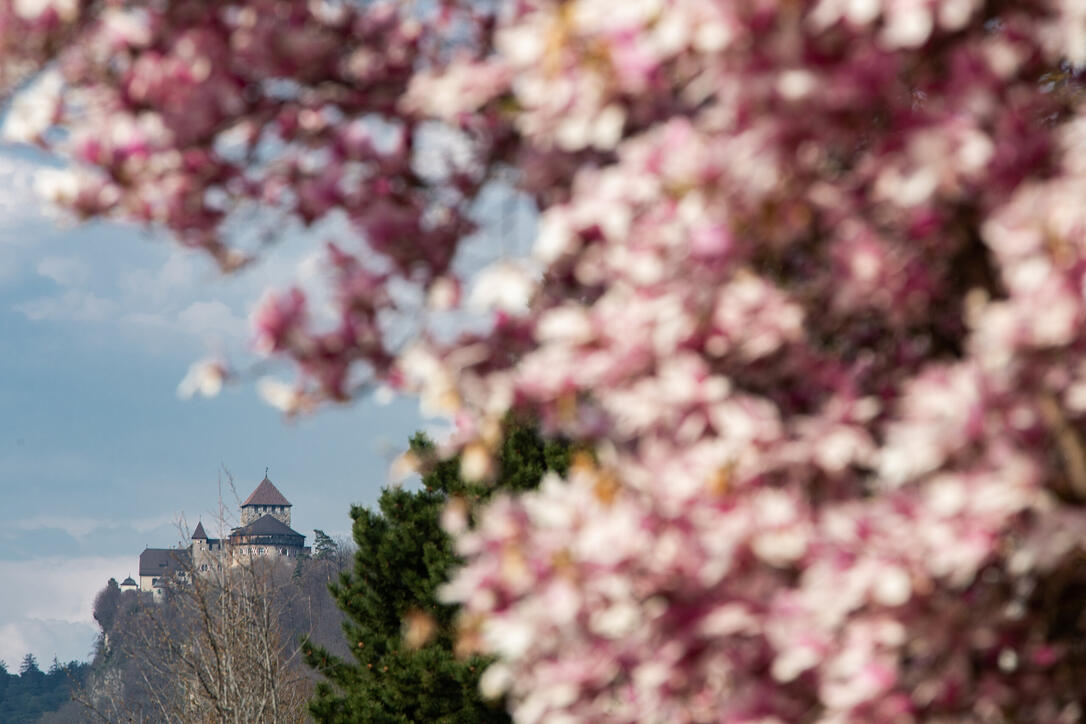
xmin=135 ymin=474 xmax=310 ymax=598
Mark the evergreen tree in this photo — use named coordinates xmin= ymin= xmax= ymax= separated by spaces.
xmin=304 ymin=419 xmax=570 ymax=723
xmin=19 ymin=653 xmax=39 ymax=676
xmin=1 ymin=658 xmax=90 ymax=723
xmin=313 ymin=529 xmax=338 ymax=560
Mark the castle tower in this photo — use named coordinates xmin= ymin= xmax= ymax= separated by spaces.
xmin=192 ymin=520 xmax=209 ymax=548
xmin=240 ymin=473 xmax=293 ymax=527
xmin=190 ymin=520 xmax=218 ymax=573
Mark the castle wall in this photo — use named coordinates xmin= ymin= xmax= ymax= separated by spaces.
xmin=228 ymin=542 xmax=305 ymax=564
xmin=191 ymin=539 xmax=226 ymax=573
xmin=132 ymin=479 xmax=304 ymax=597
xmin=241 ymin=504 xmax=291 ymax=527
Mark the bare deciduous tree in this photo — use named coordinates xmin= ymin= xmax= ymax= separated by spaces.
xmin=76 ymin=471 xmax=327 ymax=723
xmin=136 ymin=556 xmax=312 ymax=723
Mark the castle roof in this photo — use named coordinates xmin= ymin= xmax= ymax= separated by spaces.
xmin=241 ymin=476 xmax=291 ymax=508
xmin=138 ymin=548 xmax=191 ymax=577
xmin=191 ymin=521 xmax=208 ymax=540
xmin=229 ymin=514 xmax=304 ymax=542
xmin=121 ymin=576 xmax=137 ymax=587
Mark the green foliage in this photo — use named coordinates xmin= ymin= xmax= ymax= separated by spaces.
xmin=305 ymin=418 xmax=569 ymax=723
xmin=314 ymin=529 xmax=338 ymax=560
xmin=0 ymin=656 xmax=89 ymax=723
xmin=19 ymin=654 xmax=39 ymax=676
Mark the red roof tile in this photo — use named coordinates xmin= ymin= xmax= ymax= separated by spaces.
xmin=241 ymin=476 xmax=292 ymax=507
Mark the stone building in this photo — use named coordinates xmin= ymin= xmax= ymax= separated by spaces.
xmin=137 ymin=547 xmax=191 ymax=599
xmin=190 ymin=520 xmax=225 ymax=575
xmin=135 ymin=474 xmax=310 ymax=599
xmin=239 ymin=476 xmax=293 ymax=527
xmin=227 ymin=476 xmax=307 ymax=563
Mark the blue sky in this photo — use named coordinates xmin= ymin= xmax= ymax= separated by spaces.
xmin=0 ymin=146 xmax=428 ymax=667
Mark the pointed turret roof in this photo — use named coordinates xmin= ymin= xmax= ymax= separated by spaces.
xmin=192 ymin=521 xmax=208 ymax=540
xmin=241 ymin=476 xmax=292 ymax=507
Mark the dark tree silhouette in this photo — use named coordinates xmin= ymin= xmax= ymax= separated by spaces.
xmin=304 ymin=419 xmax=571 ymax=722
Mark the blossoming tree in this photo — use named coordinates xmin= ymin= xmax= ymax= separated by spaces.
xmin=6 ymin=0 xmax=1086 ymax=720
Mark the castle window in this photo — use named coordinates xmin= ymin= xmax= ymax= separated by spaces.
xmin=258 ymin=547 xmax=265 ymax=555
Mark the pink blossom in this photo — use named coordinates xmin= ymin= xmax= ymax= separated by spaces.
xmin=8 ymin=0 xmax=1086 ymax=720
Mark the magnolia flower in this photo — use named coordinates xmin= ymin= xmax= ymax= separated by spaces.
xmin=176 ymin=359 xmax=227 ymax=399
xmin=388 ymin=449 xmax=420 ymax=485
xmin=256 ymin=377 xmax=302 ymax=414
xmin=469 ymin=261 xmax=537 ymax=314
xmin=459 ymin=441 xmax=493 ymax=481
xmin=3 ymin=70 xmax=61 ymax=143
xmin=13 ymin=0 xmax=78 ymax=22
xmin=32 ymin=168 xmax=82 ymax=206
xmin=10 ymin=0 xmax=1086 ymax=719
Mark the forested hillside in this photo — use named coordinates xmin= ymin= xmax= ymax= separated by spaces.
xmin=55 ymin=552 xmax=351 ymax=723
xmin=0 ymin=655 xmax=89 ymax=724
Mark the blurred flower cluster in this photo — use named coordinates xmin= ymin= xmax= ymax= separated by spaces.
xmin=7 ymin=0 xmax=1086 ymax=720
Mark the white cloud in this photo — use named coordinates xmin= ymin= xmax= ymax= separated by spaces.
xmin=116 ymin=310 xmax=171 ymax=332
xmin=0 ymin=555 xmax=131 ymax=620
xmin=0 ymin=152 xmax=56 ymax=284
xmin=8 ymin=513 xmax=177 ymax=539
xmin=16 ymin=242 xmax=250 ymax=352
xmin=0 ymin=153 xmax=49 ymax=232
xmin=16 ymin=289 xmax=117 ymax=322
xmin=0 ymin=556 xmax=130 ymax=666
xmin=36 ymin=255 xmax=91 ymax=286
xmin=0 ymin=619 xmax=97 ymax=668
xmin=177 ymin=300 xmax=248 ymax=343
xmin=117 ymin=247 xmax=206 ymax=308
xmin=13 ymin=226 xmax=333 ymax=363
